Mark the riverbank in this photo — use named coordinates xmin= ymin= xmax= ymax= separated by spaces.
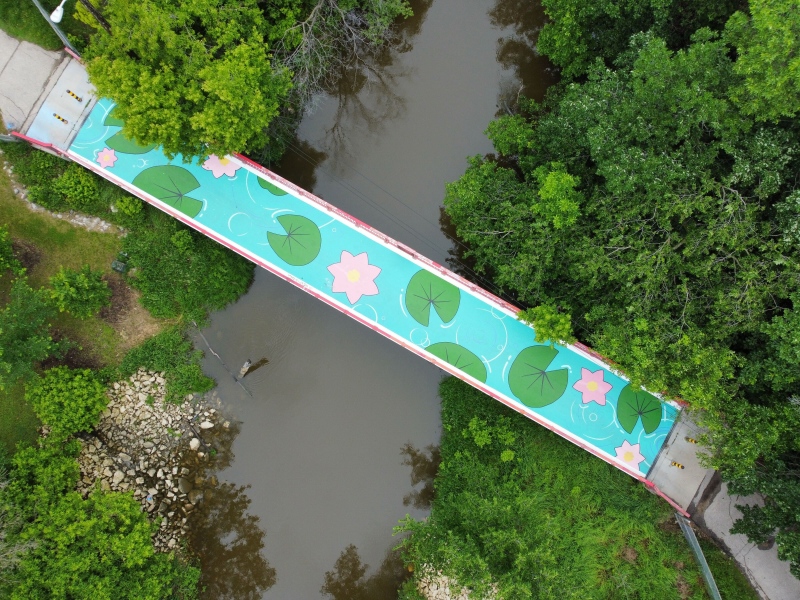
xmin=75 ymin=367 xmax=224 ymax=552
xmin=397 ymin=378 xmax=758 ymax=600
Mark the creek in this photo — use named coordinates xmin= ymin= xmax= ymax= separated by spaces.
xmin=189 ymin=0 xmax=555 ymax=597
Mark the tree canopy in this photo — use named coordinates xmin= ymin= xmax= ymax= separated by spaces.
xmin=85 ymin=0 xmax=293 ymax=159
xmin=444 ymin=0 xmax=800 ymax=576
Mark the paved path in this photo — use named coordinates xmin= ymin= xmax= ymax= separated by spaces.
xmin=0 ymin=30 xmax=60 ymax=131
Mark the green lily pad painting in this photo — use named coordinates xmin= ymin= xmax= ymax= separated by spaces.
xmin=508 ymin=346 xmax=569 ymax=408
xmin=405 ymin=270 xmax=461 ymax=326
xmin=617 ymin=384 xmax=662 ymax=434
xmin=427 ymin=342 xmax=487 ymax=383
xmin=131 ymin=166 xmax=203 ymax=218
xmin=258 ymin=178 xmax=288 ymax=196
xmin=103 ymin=108 xmax=124 ymax=127
xmin=105 ymin=131 xmax=156 ymax=154
xmin=267 ymin=214 xmax=321 ymax=266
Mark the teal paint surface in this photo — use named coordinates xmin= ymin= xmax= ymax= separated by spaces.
xmin=69 ymin=99 xmax=679 ymax=476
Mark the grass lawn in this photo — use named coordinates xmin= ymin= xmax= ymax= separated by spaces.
xmin=0 ymin=148 xmax=165 ymax=451
xmin=0 ymin=1 xmax=96 ymax=51
xmin=0 ymin=381 xmax=39 ymax=456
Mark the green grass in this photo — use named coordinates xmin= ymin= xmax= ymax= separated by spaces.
xmin=0 ymin=159 xmax=121 ymax=289
xmin=0 ymin=382 xmax=40 ymax=456
xmin=0 ymin=1 xmax=61 ymax=50
xmin=0 ymin=0 xmax=96 ymax=52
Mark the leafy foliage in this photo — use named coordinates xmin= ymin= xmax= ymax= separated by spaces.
xmin=52 ymin=163 xmax=100 ymax=210
xmin=396 ymin=378 xmax=757 ymax=599
xmin=725 ymin=0 xmax=800 ymax=122
xmin=0 ymin=439 xmax=199 ymax=599
xmin=122 ymin=210 xmax=253 ymax=322
xmin=119 ymin=327 xmax=214 ymax=403
xmin=445 ymin=0 xmax=800 ymax=576
xmin=0 ymin=226 xmax=23 ymax=278
xmin=85 ymin=0 xmax=293 ymax=159
xmin=25 ymin=367 xmax=107 ymax=442
xmin=538 ymin=0 xmax=739 ymax=78
xmin=49 ymin=265 xmax=112 ymax=318
xmin=0 ymin=279 xmax=66 ymax=390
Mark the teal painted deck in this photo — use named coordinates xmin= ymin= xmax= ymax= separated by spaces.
xmin=67 ymin=98 xmax=680 ymax=483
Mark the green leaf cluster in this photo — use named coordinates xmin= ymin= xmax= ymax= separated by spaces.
xmin=25 ymin=367 xmax=107 ymax=442
xmin=0 ymin=279 xmax=66 ymax=390
xmin=49 ymin=265 xmax=112 ymax=319
xmin=119 ymin=326 xmax=214 ymax=404
xmin=122 ymin=211 xmax=253 ymax=322
xmin=85 ymin=0 xmax=293 ymax=159
xmin=0 ymin=226 xmax=23 ymax=278
xmin=52 ymin=163 xmax=100 ymax=210
xmin=396 ymin=379 xmax=757 ymax=599
xmin=0 ymin=439 xmax=199 ymax=599
xmin=444 ymin=0 xmax=800 ymax=576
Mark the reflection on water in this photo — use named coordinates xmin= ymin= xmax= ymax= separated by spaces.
xmin=489 ymin=0 xmax=558 ymax=106
xmin=188 ymin=0 xmax=557 ymax=597
xmin=186 ymin=419 xmax=277 ymax=599
xmin=401 ymin=442 xmax=440 ymax=510
xmin=321 ymin=544 xmax=408 ymax=600
xmin=308 ymin=0 xmax=435 ymax=167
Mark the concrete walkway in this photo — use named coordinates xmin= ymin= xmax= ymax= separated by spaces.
xmin=694 ymin=476 xmax=800 ymax=600
xmin=0 ymin=30 xmax=61 ymax=131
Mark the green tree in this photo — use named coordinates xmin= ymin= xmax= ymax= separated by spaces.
xmin=49 ymin=265 xmax=111 ymax=319
xmin=25 ymin=367 xmax=108 ymax=441
xmin=1 ymin=440 xmax=199 ymax=599
xmin=538 ymin=0 xmax=738 ymax=77
xmin=0 ymin=279 xmax=66 ymax=390
xmin=446 ymin=2 xmax=800 ymax=575
xmin=725 ymin=0 xmax=800 ymax=122
xmin=85 ymin=0 xmax=293 ymax=159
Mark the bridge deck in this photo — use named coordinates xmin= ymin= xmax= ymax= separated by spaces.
xmin=13 ymin=78 xmax=691 ymax=509
xmin=66 ymin=99 xmax=681 ymax=487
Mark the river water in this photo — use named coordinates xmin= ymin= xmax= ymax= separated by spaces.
xmin=189 ymin=1 xmax=554 ymax=597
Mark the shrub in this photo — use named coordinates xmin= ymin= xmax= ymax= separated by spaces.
xmin=49 ymin=265 xmax=111 ymax=318
xmin=123 ymin=212 xmax=253 ymax=321
xmin=25 ymin=367 xmax=107 ymax=441
xmin=52 ymin=163 xmax=99 ymax=209
xmin=0 ymin=278 xmax=66 ymax=390
xmin=119 ymin=327 xmax=214 ymax=403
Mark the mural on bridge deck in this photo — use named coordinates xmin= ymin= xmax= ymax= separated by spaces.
xmin=69 ymin=99 xmax=679 ymax=477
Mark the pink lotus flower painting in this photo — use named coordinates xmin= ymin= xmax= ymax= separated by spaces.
xmin=202 ymin=154 xmax=240 ymax=178
xmin=614 ymin=440 xmax=645 ymax=470
xmin=573 ymin=368 xmax=612 ymax=405
xmin=96 ymin=147 xmax=117 ymax=168
xmin=328 ymin=251 xmax=381 ymax=304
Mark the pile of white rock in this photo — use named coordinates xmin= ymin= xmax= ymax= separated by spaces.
xmin=416 ymin=569 xmax=496 ymax=600
xmin=76 ymin=368 xmax=226 ymax=551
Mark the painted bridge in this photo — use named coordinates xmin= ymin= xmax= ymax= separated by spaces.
xmin=9 ymin=51 xmax=709 ymax=516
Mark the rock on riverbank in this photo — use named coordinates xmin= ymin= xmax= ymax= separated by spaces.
xmin=76 ymin=368 xmax=225 ymax=551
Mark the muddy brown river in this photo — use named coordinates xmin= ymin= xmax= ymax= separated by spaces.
xmin=189 ymin=1 xmax=554 ymax=597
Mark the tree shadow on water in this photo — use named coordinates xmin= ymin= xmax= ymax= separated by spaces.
xmin=400 ymin=442 xmax=440 ymax=510
xmin=321 ymin=544 xmax=409 ymax=600
xmin=489 ymin=0 xmax=559 ymax=106
xmin=184 ymin=420 xmax=276 ymax=600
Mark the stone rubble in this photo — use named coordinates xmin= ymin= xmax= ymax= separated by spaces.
xmin=416 ymin=568 xmax=497 ymax=600
xmin=75 ymin=368 xmax=216 ymax=552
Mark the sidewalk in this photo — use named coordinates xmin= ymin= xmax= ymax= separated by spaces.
xmin=692 ymin=470 xmax=800 ymax=599
xmin=0 ymin=30 xmax=61 ymax=131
